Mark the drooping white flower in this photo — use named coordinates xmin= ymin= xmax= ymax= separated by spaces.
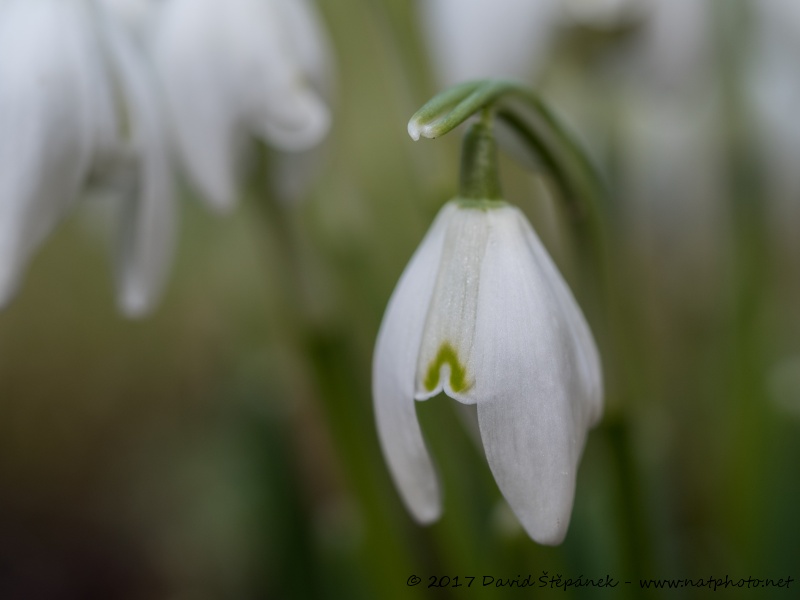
xmin=418 ymin=0 xmax=562 ymax=85
xmin=373 ymin=200 xmax=603 ymax=545
xmin=151 ymin=0 xmax=333 ymax=211
xmin=0 ymin=0 xmax=174 ymax=316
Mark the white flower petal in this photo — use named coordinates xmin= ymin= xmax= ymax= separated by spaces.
xmin=520 ymin=212 xmax=603 ymax=421
xmin=264 ymin=0 xmax=334 ymax=204
xmin=414 ymin=204 xmax=491 ymax=403
xmin=419 ymin=0 xmax=561 ymax=85
xmin=153 ymin=0 xmax=331 ymax=211
xmin=236 ymin=0 xmax=331 ymax=151
xmin=372 ymin=204 xmax=458 ymax=524
xmin=270 ymin=0 xmax=334 ymax=95
xmin=469 ymin=206 xmax=602 ymax=545
xmin=152 ymin=0 xmax=241 ymax=211
xmin=98 ymin=6 xmax=176 ymax=317
xmin=252 ymin=85 xmax=330 ymax=153
xmin=0 ymin=0 xmax=98 ymax=305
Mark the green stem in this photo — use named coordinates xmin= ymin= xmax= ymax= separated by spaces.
xmin=458 ymin=113 xmax=503 ymax=201
xmin=407 ymin=80 xmax=484 ymax=140
xmin=409 ymin=80 xmax=606 ymax=192
xmin=410 ymin=79 xmax=607 ymax=260
xmin=246 ymin=148 xmax=421 ymax=600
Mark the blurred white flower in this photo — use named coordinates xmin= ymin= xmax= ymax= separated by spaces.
xmin=418 ymin=0 xmax=562 ymax=85
xmin=564 ymin=0 xmax=649 ymax=29
xmin=748 ymin=0 xmax=800 ymax=240
xmin=0 ymin=0 xmax=335 ymax=315
xmin=152 ymin=0 xmax=333 ymax=211
xmin=608 ymin=0 xmax=725 ymax=298
xmin=418 ymin=0 xmax=653 ymax=87
xmin=0 ymin=0 xmax=174 ymax=316
xmin=372 ymin=200 xmax=603 ymax=545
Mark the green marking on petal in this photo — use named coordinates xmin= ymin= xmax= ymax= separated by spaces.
xmin=423 ymin=342 xmax=470 ymax=393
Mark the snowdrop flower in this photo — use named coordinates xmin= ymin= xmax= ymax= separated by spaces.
xmin=0 ymin=0 xmax=174 ymax=316
xmin=418 ymin=0 xmax=562 ymax=85
xmin=152 ymin=0 xmax=333 ymax=211
xmin=373 ymin=125 xmax=603 ymax=545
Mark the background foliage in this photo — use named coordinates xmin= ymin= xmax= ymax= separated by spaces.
xmin=1 ymin=0 xmax=798 ymax=598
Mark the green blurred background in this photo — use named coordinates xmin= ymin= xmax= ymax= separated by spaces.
xmin=1 ymin=0 xmax=799 ymax=598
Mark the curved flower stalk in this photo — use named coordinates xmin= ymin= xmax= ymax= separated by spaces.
xmin=0 ymin=0 xmax=174 ymax=317
xmin=418 ymin=0 xmax=561 ymax=85
xmin=373 ymin=83 xmax=604 ymax=545
xmin=151 ymin=0 xmax=333 ymax=211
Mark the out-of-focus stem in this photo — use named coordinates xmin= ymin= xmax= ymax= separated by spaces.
xmin=247 ymin=156 xmax=420 ymax=600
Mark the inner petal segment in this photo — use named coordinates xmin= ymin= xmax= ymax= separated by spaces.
xmin=423 ymin=342 xmax=471 ymax=394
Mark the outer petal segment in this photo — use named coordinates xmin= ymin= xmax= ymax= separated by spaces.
xmin=520 ymin=212 xmax=603 ymax=424
xmin=470 ymin=206 xmax=602 ymax=545
xmin=0 ymin=0 xmax=97 ymax=305
xmin=98 ymin=5 xmax=176 ymax=317
xmin=372 ymin=204 xmax=457 ymax=524
xmin=153 ymin=0 xmax=330 ymax=211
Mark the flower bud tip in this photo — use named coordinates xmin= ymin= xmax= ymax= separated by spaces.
xmin=407 ymin=119 xmax=422 ymax=141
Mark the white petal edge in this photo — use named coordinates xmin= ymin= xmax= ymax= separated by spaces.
xmin=0 ymin=0 xmax=97 ymax=305
xmin=468 ymin=206 xmax=602 ymax=545
xmin=152 ymin=0 xmax=331 ymax=211
xmin=98 ymin=6 xmax=176 ymax=317
xmin=265 ymin=0 xmax=335 ymax=202
xmin=269 ymin=0 xmax=335 ymax=97
xmin=520 ymin=211 xmax=604 ymax=423
xmin=372 ymin=203 xmax=458 ymax=524
xmin=252 ymin=85 xmax=331 ymax=153
xmin=244 ymin=0 xmax=331 ymax=152
xmin=151 ymin=0 xmax=241 ymax=212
